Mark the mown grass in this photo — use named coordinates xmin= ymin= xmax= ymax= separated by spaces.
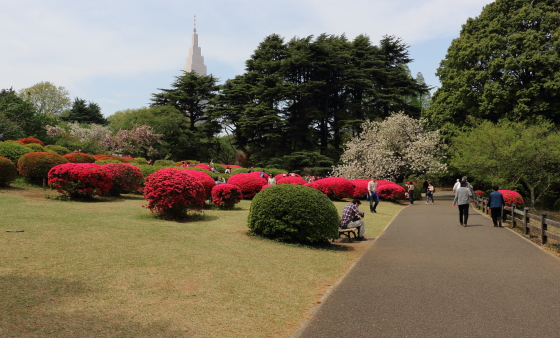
xmin=0 ymin=186 xmax=403 ymax=337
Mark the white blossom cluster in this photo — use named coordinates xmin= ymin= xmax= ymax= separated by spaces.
xmin=332 ymin=112 xmax=447 ymax=180
xmin=101 ymin=124 xmax=163 ymax=157
xmin=45 ymin=122 xmax=110 ymax=143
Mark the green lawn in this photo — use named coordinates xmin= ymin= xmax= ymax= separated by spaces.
xmin=0 ymin=186 xmax=403 ymax=337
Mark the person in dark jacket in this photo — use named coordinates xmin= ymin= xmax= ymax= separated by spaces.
xmin=488 ymin=185 xmax=505 ymax=227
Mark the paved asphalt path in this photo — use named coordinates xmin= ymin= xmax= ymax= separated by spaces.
xmin=292 ymin=191 xmax=560 ymax=338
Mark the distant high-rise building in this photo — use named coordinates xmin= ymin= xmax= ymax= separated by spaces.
xmin=184 ymin=16 xmax=207 ymax=75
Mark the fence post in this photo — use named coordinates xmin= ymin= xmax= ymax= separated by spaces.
xmin=43 ymin=178 xmax=46 ymax=190
xmin=524 ymin=207 xmax=530 ymax=235
xmin=511 ymin=204 xmax=516 ymax=228
xmin=541 ymin=212 xmax=548 ymax=245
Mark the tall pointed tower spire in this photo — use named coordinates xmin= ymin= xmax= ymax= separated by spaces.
xmin=184 ymin=15 xmax=207 ymax=75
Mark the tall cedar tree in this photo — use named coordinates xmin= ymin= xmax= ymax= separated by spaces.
xmin=209 ymin=33 xmax=428 ymax=166
xmin=425 ymin=0 xmax=560 ymax=136
xmin=62 ymin=98 xmax=107 ymax=125
xmin=150 ymin=71 xmax=220 ymax=161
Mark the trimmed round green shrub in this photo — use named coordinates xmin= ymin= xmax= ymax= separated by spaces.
xmin=134 ymin=157 xmax=147 ymax=164
xmin=46 ymin=145 xmax=71 ymax=155
xmin=0 ymin=156 xmax=17 ymax=185
xmin=18 ymin=152 xmax=68 ymax=180
xmin=231 ymin=168 xmax=249 ymax=175
xmin=153 ymin=160 xmax=175 ymax=167
xmin=248 ymin=184 xmax=339 ymax=243
xmin=25 ymin=143 xmax=46 ymax=152
xmin=137 ymin=165 xmax=166 ymax=177
xmin=0 ymin=142 xmax=33 ymax=163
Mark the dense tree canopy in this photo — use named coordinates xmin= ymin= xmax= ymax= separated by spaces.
xmin=61 ymin=98 xmax=107 ymax=125
xmin=210 ymin=33 xmax=429 ymax=166
xmin=18 ymin=81 xmax=71 ymax=117
xmin=425 ymin=0 xmax=560 ymax=135
xmin=0 ymin=88 xmax=53 ymax=140
xmin=450 ymin=120 xmax=560 ymax=208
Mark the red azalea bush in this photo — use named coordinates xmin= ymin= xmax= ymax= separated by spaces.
xmin=63 ymin=152 xmax=96 ymax=163
xmin=277 ymin=176 xmax=307 ymax=185
xmin=307 ymin=177 xmax=354 ymax=200
xmin=211 ymin=184 xmax=243 ymax=209
xmin=475 ymin=190 xmax=485 ymax=197
xmin=378 ymin=184 xmax=406 ymax=201
xmin=224 ymin=164 xmax=243 ymax=168
xmin=249 ymin=171 xmax=269 ymax=180
xmin=143 ymin=168 xmax=206 ymax=219
xmin=17 ymin=137 xmax=45 ymax=147
xmin=18 ymin=152 xmax=68 ymax=180
xmin=93 ymin=154 xmax=128 ymax=163
xmin=0 ymin=156 xmax=17 ymax=185
xmin=181 ymin=168 xmax=215 ymax=200
xmin=227 ymin=173 xmax=267 ymax=199
xmin=351 ymin=179 xmax=370 ymax=199
xmin=103 ymin=163 xmax=144 ymax=195
xmin=260 ymin=184 xmax=273 ymax=191
xmin=499 ymin=190 xmax=524 ymax=206
xmin=195 ymin=164 xmax=212 ymax=171
xmin=274 ymin=173 xmax=300 ymax=181
xmin=48 ymin=163 xmax=113 ymax=198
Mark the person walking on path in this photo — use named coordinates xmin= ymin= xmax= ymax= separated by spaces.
xmin=453 ymin=181 xmax=473 ymax=226
xmin=452 ymin=178 xmax=460 ymax=192
xmin=367 ymin=176 xmax=380 ymax=213
xmin=462 ymin=176 xmax=475 ymax=201
xmin=425 ymin=182 xmax=435 ymax=204
xmin=340 ymin=199 xmax=366 ymax=241
xmin=406 ymin=182 xmax=415 ymax=205
xmin=488 ymin=185 xmax=505 ymax=227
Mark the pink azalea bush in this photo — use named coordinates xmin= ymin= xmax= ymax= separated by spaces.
xmin=277 ymin=176 xmax=307 ymax=185
xmin=143 ymin=168 xmax=206 ymax=219
xmin=103 ymin=163 xmax=144 ymax=195
xmin=48 ymin=163 xmax=113 ymax=199
xmin=211 ymin=184 xmax=243 ymax=209
xmin=227 ymin=173 xmax=267 ymax=199
xmin=499 ymin=190 xmax=524 ymax=206
xmin=305 ymin=177 xmax=354 ymax=200
xmin=182 ymin=168 xmax=216 ymax=200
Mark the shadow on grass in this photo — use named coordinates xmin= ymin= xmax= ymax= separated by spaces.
xmin=140 ymin=212 xmax=220 ymax=223
xmin=0 ymin=274 xmax=194 ymax=337
xmin=247 ymin=233 xmax=354 ymax=252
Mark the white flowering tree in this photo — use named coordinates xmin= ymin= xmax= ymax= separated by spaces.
xmin=45 ymin=122 xmax=110 ymax=143
xmin=332 ymin=112 xmax=447 ymax=181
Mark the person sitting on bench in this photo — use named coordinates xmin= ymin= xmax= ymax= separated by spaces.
xmin=340 ymin=199 xmax=366 ymax=241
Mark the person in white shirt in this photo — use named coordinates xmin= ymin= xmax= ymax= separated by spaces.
xmin=452 ymin=179 xmax=460 ymax=192
xmin=367 ymin=176 xmax=379 ymax=213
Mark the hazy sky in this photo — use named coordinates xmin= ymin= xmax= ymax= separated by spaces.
xmin=1 ymin=0 xmax=494 ymax=117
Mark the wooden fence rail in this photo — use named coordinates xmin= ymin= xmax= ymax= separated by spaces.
xmin=473 ymin=195 xmax=560 ymax=245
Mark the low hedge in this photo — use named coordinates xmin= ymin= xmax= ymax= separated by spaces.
xmin=64 ymin=152 xmax=96 ymax=163
xmin=18 ymin=152 xmax=68 ymax=180
xmin=247 ymin=184 xmax=339 ymax=243
xmin=45 ymin=145 xmax=71 ymax=155
xmin=0 ymin=142 xmax=33 ymax=163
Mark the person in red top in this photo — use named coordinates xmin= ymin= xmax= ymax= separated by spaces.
xmin=341 ymin=199 xmax=366 ymax=241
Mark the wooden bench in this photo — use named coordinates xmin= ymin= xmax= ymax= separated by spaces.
xmin=337 ymin=227 xmax=358 ymax=242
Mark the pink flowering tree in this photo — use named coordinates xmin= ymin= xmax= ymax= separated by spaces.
xmin=102 ymin=124 xmax=163 ymax=158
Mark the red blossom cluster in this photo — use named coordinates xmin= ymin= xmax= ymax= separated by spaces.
xmin=274 ymin=173 xmax=299 ymax=181
xmin=17 ymin=137 xmax=45 ymax=147
xmin=63 ymin=152 xmax=95 ymax=163
xmin=351 ymin=179 xmax=405 ymax=200
xmin=227 ymin=173 xmax=267 ymax=199
xmin=277 ymin=176 xmax=307 ymax=185
xmin=499 ymin=190 xmax=524 ymax=206
xmin=103 ymin=163 xmax=144 ymax=195
xmin=305 ymin=177 xmax=354 ymax=200
xmin=143 ymin=168 xmax=206 ymax=218
xmin=181 ymin=168 xmax=215 ymax=200
xmin=249 ymin=171 xmax=269 ymax=180
xmin=48 ymin=163 xmax=113 ymax=198
xmin=211 ymin=184 xmax=243 ymax=209
xmin=93 ymin=154 xmax=129 ymax=163
xmin=194 ymin=164 xmax=212 ymax=171
xmin=224 ymin=164 xmax=243 ymax=168
xmin=18 ymin=152 xmax=68 ymax=179
xmin=475 ymin=190 xmax=485 ymax=197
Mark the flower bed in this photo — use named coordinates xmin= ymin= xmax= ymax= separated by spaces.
xmin=63 ymin=152 xmax=96 ymax=163
xmin=48 ymin=163 xmax=113 ymax=198
xmin=277 ymin=176 xmax=307 ymax=185
xmin=377 ymin=184 xmax=406 ymax=201
xmin=227 ymin=173 xmax=267 ymax=199
xmin=143 ymin=168 xmax=206 ymax=219
xmin=499 ymin=190 xmax=524 ymax=206
xmin=211 ymin=184 xmax=243 ymax=209
xmin=18 ymin=152 xmax=68 ymax=180
xmin=306 ymin=177 xmax=354 ymax=200
xmin=182 ymin=168 xmax=215 ymax=200
xmin=17 ymin=137 xmax=45 ymax=147
xmin=104 ymin=163 xmax=144 ymax=195
xmin=475 ymin=190 xmax=485 ymax=197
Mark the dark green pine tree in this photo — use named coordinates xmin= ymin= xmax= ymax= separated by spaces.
xmin=62 ymin=98 xmax=107 ymax=125
xmin=425 ymin=0 xmax=560 ymax=136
